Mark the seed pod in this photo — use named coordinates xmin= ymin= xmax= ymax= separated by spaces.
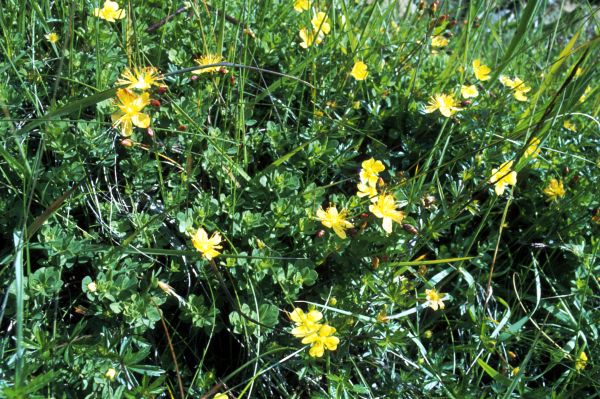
xmin=403 ymin=223 xmax=419 ymax=235
xmin=371 ymin=256 xmax=380 ymax=269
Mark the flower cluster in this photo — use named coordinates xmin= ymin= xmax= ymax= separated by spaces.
xmin=111 ymin=67 xmax=164 ymax=136
xmin=297 ymin=7 xmax=331 ymax=49
xmin=289 ymin=308 xmax=339 ymax=357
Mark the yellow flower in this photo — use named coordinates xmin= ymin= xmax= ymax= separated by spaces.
xmin=116 ymin=67 xmax=164 ymax=90
xmin=311 ymin=11 xmax=331 ymax=35
xmin=424 ymin=93 xmax=462 ymax=117
xmin=45 ymin=32 xmax=59 ymax=44
xmin=425 ymin=288 xmax=446 ymax=311
xmin=489 ymin=160 xmax=517 ymax=196
xmin=524 ymin=137 xmax=541 ymax=158
xmin=500 ymin=76 xmax=531 ymax=101
xmin=359 ymin=158 xmax=385 ymax=186
xmin=579 ymin=86 xmax=591 ymax=103
xmin=299 ymin=28 xmax=323 ymax=48
xmin=350 ymin=61 xmax=368 ymax=81
xmin=105 ymin=368 xmax=117 ymax=380
xmin=369 ymin=194 xmax=405 ymax=234
xmin=289 ymin=308 xmax=323 ymax=338
xmin=461 ymin=84 xmax=479 ymax=99
xmin=357 ymin=182 xmax=378 ymax=202
xmin=316 ymin=206 xmax=354 ymax=239
xmin=511 ymin=367 xmax=520 ymax=377
xmin=294 ymin=0 xmax=310 ymax=12
xmin=192 ymin=54 xmax=227 ymax=74
xmin=94 ymin=1 xmax=126 ymax=22
xmin=543 ymin=178 xmax=565 ymax=201
xmin=191 ymin=227 xmax=223 ymax=260
xmin=563 ymin=120 xmax=577 ymax=132
xmin=302 ymin=324 xmax=340 ymax=357
xmin=575 ymin=351 xmax=588 ymax=371
xmin=512 ymin=78 xmax=531 ymax=101
xmin=111 ymin=89 xmax=151 ymax=136
xmin=431 ymin=35 xmax=449 ymax=48
xmin=472 ymin=59 xmax=491 ymax=81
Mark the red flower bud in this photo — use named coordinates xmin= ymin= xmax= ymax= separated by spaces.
xmin=157 ymin=86 xmax=167 ymax=95
xmin=120 ymin=138 xmax=134 ymax=148
xmin=150 ymin=99 xmax=161 ymax=107
xmin=177 ymin=125 xmax=187 ymax=131
xmin=316 ymin=230 xmax=326 ymax=238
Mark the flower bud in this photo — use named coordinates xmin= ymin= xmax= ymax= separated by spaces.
xmin=402 ymin=223 xmax=419 ymax=235
xmin=316 ymin=229 xmax=326 ymax=238
xmin=120 ymin=138 xmax=134 ymax=148
xmin=105 ymin=368 xmax=116 ymax=381
xmin=150 ymin=99 xmax=161 ymax=107
xmin=177 ymin=124 xmax=187 ymax=131
xmin=87 ymin=281 xmax=97 ymax=292
xmin=371 ymin=256 xmax=380 ymax=269
xmin=147 ymin=127 xmax=155 ymax=137
xmin=190 ymin=75 xmax=199 ymax=81
xmin=157 ymin=86 xmax=167 ymax=95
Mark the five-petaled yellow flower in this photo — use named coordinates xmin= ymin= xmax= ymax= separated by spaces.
xmin=563 ymin=120 xmax=577 ymax=132
xmin=424 ymin=93 xmax=462 ymax=117
xmin=472 ymin=59 xmax=491 ymax=81
xmin=111 ymin=89 xmax=151 ymax=136
xmin=359 ymin=158 xmax=385 ymax=186
xmin=369 ymin=194 xmax=405 ymax=234
xmin=192 ymin=54 xmax=227 ymax=74
xmin=45 ymin=32 xmax=59 ymax=44
xmin=425 ymin=288 xmax=446 ymax=311
xmin=524 ymin=137 xmax=541 ymax=158
xmin=316 ymin=205 xmax=354 ymax=239
xmin=191 ymin=227 xmax=223 ymax=260
xmin=105 ymin=367 xmax=117 ymax=381
xmin=311 ymin=11 xmax=331 ymax=35
xmin=117 ymin=67 xmax=164 ymax=90
xmin=299 ymin=28 xmax=323 ymax=49
xmin=543 ymin=178 xmax=565 ymax=201
xmin=94 ymin=1 xmax=126 ymax=22
xmin=489 ymin=160 xmax=517 ymax=196
xmin=289 ymin=308 xmax=323 ymax=338
xmin=350 ymin=61 xmax=368 ymax=81
xmin=431 ymin=35 xmax=449 ymax=48
xmin=500 ymin=76 xmax=531 ymax=101
xmin=294 ymin=0 xmax=310 ymax=12
xmin=357 ymin=182 xmax=378 ymax=202
xmin=302 ymin=324 xmax=340 ymax=357
xmin=575 ymin=351 xmax=588 ymax=371
xmin=461 ymin=84 xmax=479 ymax=99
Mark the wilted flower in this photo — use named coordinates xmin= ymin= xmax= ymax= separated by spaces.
xmin=158 ymin=281 xmax=186 ymax=305
xmin=543 ymin=178 xmax=565 ymax=201
xmin=299 ymin=28 xmax=323 ymax=48
xmin=461 ymin=84 xmax=479 ymax=99
xmin=192 ymin=54 xmax=227 ymax=74
xmin=302 ymin=324 xmax=340 ymax=357
xmin=350 ymin=61 xmax=368 ymax=81
xmin=316 ymin=205 xmax=353 ymax=239
xmin=191 ymin=227 xmax=223 ymax=260
xmin=489 ymin=160 xmax=517 ymax=196
xmin=117 ymin=67 xmax=164 ymax=90
xmin=94 ymin=1 xmax=126 ymax=21
xmin=111 ymin=89 xmax=151 ymax=136
xmin=424 ymin=93 xmax=462 ymax=117
xmin=311 ymin=11 xmax=331 ymax=35
xmin=425 ymin=288 xmax=446 ymax=311
xmin=472 ymin=59 xmax=491 ymax=81
xmin=45 ymin=32 xmax=59 ymax=44
xmin=369 ymin=194 xmax=405 ymax=234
